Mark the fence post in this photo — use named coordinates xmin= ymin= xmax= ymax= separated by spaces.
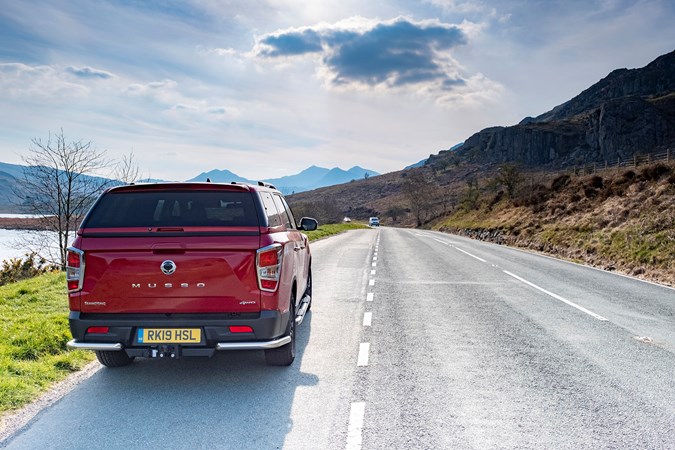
xmin=668 ymin=148 xmax=671 ymax=162
xmin=648 ymin=154 xmax=651 ymax=164
xmin=634 ymin=155 xmax=637 ymax=167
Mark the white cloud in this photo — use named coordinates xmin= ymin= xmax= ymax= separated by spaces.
xmin=253 ymin=16 xmax=502 ymax=105
xmin=65 ymin=66 xmax=116 ymax=79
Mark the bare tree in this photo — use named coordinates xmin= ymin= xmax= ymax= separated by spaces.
xmin=461 ymin=176 xmax=481 ymax=211
xmin=14 ymin=131 xmax=136 ymax=268
xmin=402 ymin=170 xmax=435 ymax=226
xmin=495 ymin=163 xmax=523 ymax=199
xmin=112 ymin=151 xmax=141 ymax=185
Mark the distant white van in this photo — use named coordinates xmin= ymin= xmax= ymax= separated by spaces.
xmin=369 ymin=217 xmax=380 ymax=227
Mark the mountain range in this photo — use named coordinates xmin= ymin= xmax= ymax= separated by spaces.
xmin=0 ymin=162 xmax=379 ymax=212
xmin=187 ymin=165 xmax=379 ymax=194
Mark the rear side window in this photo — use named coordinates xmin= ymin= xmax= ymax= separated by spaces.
xmin=272 ymin=194 xmax=294 ymax=229
xmin=84 ymin=190 xmax=259 ymax=227
xmin=259 ymin=192 xmax=283 ymax=227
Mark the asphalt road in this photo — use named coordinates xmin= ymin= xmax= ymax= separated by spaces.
xmin=3 ymin=228 xmax=675 ymax=449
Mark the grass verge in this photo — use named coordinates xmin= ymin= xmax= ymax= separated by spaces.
xmin=0 ymin=272 xmax=93 ymax=414
xmin=305 ymin=222 xmax=369 ymax=241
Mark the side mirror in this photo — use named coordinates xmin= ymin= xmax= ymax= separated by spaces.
xmin=299 ymin=217 xmax=318 ymax=231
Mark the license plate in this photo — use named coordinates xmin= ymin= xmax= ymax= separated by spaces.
xmin=137 ymin=328 xmax=201 ymax=344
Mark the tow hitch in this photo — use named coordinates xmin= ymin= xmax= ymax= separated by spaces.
xmin=146 ymin=345 xmax=182 ymax=359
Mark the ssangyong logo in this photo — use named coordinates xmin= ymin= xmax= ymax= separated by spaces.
xmin=161 ymin=260 xmax=177 ymax=275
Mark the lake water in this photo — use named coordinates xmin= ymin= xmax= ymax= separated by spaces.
xmin=0 ymin=229 xmax=60 ymax=263
xmin=0 ymin=213 xmax=47 ymax=219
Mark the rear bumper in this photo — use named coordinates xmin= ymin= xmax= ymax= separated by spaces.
xmin=67 ymin=336 xmax=291 ymax=351
xmin=67 ymin=310 xmax=290 ymax=354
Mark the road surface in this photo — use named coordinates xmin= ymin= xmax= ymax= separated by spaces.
xmin=3 ymin=228 xmax=675 ymax=449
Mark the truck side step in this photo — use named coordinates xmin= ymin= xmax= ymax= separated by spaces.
xmin=295 ymin=294 xmax=311 ymax=326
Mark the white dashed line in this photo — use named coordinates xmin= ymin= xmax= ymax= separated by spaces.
xmin=371 ymin=270 xmax=376 ymax=275
xmin=503 ymin=270 xmax=608 ymax=321
xmin=366 ymin=293 xmax=374 ymax=302
xmin=363 ymin=312 xmax=372 ymax=326
xmin=432 ymin=237 xmax=486 ymax=262
xmin=346 ymin=402 xmax=366 ymax=450
xmin=357 ymin=343 xmax=370 ymax=366
xmin=369 ymin=279 xmax=375 ymax=286
xmin=372 ymin=262 xmax=376 ymax=267
xmin=454 ymin=246 xmax=487 ymax=263
xmin=373 ymin=256 xmax=377 ymax=261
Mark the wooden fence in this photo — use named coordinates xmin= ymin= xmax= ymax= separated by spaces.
xmin=572 ymin=148 xmax=673 ymax=175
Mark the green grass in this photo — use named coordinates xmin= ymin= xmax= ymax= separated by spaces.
xmin=0 ymin=272 xmax=93 ymax=413
xmin=305 ymin=222 xmax=369 ymax=241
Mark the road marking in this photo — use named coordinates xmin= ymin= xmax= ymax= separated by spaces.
xmin=357 ymin=343 xmax=370 ymax=366
xmin=369 ymin=279 xmax=375 ymax=286
xmin=372 ymin=262 xmax=376 ymax=267
xmin=371 ymin=270 xmax=376 ymax=275
xmin=374 ymin=252 xmax=378 ymax=257
xmin=454 ymin=247 xmax=487 ymax=263
xmin=363 ymin=312 xmax=372 ymax=326
xmin=373 ymin=256 xmax=377 ymax=261
xmin=503 ymin=270 xmax=608 ymax=321
xmin=366 ymin=293 xmax=374 ymax=302
xmin=346 ymin=402 xmax=366 ymax=450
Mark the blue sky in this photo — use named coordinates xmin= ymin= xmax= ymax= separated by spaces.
xmin=0 ymin=0 xmax=674 ymax=180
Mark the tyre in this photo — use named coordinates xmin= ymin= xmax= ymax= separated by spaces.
xmin=95 ymin=350 xmax=135 ymax=368
xmin=304 ymin=269 xmax=312 ymax=312
xmin=265 ymin=298 xmax=296 ymax=366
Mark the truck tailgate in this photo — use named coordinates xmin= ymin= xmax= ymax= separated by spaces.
xmin=76 ymin=234 xmax=261 ymax=314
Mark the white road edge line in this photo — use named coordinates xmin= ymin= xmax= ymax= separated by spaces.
xmin=357 ymin=343 xmax=370 ymax=366
xmin=366 ymin=293 xmax=374 ymax=302
xmin=503 ymin=270 xmax=608 ymax=321
xmin=346 ymin=402 xmax=366 ymax=450
xmin=363 ymin=312 xmax=372 ymax=326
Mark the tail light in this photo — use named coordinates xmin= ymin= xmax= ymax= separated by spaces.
xmin=87 ymin=326 xmax=109 ymax=334
xmin=256 ymin=243 xmax=282 ymax=292
xmin=66 ymin=247 xmax=85 ymax=293
xmin=229 ymin=326 xmax=253 ymax=333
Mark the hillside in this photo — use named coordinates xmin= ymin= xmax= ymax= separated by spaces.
xmin=427 ymin=50 xmax=675 ymax=170
xmin=433 ymin=162 xmax=675 ymax=287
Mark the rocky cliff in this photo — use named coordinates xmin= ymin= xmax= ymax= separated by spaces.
xmin=429 ymin=50 xmax=675 ymax=170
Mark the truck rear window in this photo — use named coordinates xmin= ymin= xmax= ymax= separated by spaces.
xmin=84 ymin=190 xmax=259 ymax=228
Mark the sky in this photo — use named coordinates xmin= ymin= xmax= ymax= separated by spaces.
xmin=0 ymin=0 xmax=674 ymax=181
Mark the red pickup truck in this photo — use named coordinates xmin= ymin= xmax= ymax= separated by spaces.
xmin=66 ymin=182 xmax=317 ymax=367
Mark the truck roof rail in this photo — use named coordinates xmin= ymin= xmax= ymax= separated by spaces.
xmin=257 ymin=181 xmax=277 ymax=189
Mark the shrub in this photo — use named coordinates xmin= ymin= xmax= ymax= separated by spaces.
xmin=588 ymin=175 xmax=604 ymax=189
xmin=0 ymin=254 xmax=53 ymax=286
xmin=551 ymin=174 xmax=571 ymax=191
xmin=514 ymin=184 xmax=549 ymax=207
xmin=639 ymin=164 xmax=671 ymax=181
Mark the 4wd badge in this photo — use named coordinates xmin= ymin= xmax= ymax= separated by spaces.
xmin=161 ymin=260 xmax=177 ymax=275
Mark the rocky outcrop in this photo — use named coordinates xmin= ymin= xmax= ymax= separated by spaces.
xmin=534 ymin=50 xmax=675 ymax=123
xmin=428 ymin=50 xmax=675 ymax=170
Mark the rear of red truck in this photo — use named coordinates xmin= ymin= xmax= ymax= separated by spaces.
xmin=66 ymin=182 xmax=316 ymax=367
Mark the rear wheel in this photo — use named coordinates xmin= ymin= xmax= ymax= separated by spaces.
xmin=95 ymin=350 xmax=135 ymax=368
xmin=265 ymin=297 xmax=296 ymax=366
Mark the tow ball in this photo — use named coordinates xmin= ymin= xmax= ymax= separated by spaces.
xmin=147 ymin=345 xmax=181 ymax=359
